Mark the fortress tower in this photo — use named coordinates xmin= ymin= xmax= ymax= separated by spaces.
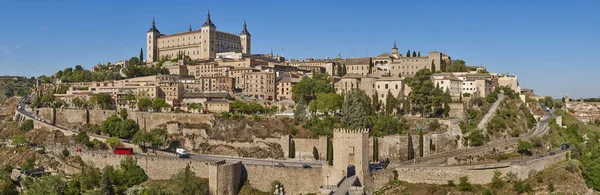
xmin=145 ymin=11 xmax=252 ymax=62
xmin=322 ymin=128 xmax=370 ymax=191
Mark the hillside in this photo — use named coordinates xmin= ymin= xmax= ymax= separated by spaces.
xmin=0 ymin=78 xmax=35 ymax=104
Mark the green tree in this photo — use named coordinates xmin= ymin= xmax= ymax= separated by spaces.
xmin=294 ymin=101 xmax=308 ymax=122
xmin=327 ymin=136 xmax=333 ymax=166
xmin=371 ymin=93 xmax=381 ymax=113
xmin=149 ymin=128 xmax=167 ymax=148
xmin=99 ymin=169 xmax=115 ymax=195
xmin=313 ymin=147 xmax=319 ymax=160
xmin=517 ymin=139 xmax=533 ymax=156
xmin=337 ymin=63 xmax=343 ymax=77
xmin=405 ymin=69 xmax=450 ymax=117
xmin=458 ymin=176 xmax=473 ymax=191
xmin=342 ymin=64 xmax=347 ymax=76
xmin=136 ymin=97 xmax=151 ymax=112
xmin=117 ymin=119 xmax=139 ymax=139
xmin=418 ymin=130 xmax=424 ymax=157
xmin=373 ymin=137 xmax=379 ymax=162
xmin=22 ymin=175 xmax=67 ymax=195
xmin=20 ymin=119 xmax=34 ymax=131
xmin=106 ymin=137 xmax=120 ymax=148
xmin=90 ymin=93 xmax=112 ymax=109
xmin=119 ymin=108 xmax=128 ymax=120
xmin=11 ymin=134 xmax=28 ymax=147
xmin=139 ymin=47 xmax=144 ymax=62
xmin=407 ymin=133 xmax=414 ymax=160
xmin=315 ymin=93 xmax=343 ymax=115
xmin=385 ymin=90 xmax=397 ymax=114
xmin=289 ymin=139 xmax=296 ymax=158
xmin=308 ymin=100 xmax=318 ymax=115
xmin=151 ymin=98 xmax=170 ymax=112
xmin=291 ymin=72 xmax=332 ymax=103
xmin=490 ymin=170 xmax=504 ymax=189
xmin=371 ymin=115 xmax=406 ymax=136
xmin=128 ymin=57 xmax=140 ymax=66
xmin=117 ymin=156 xmax=148 ymax=189
xmin=418 ymin=51 xmax=421 ymax=57
xmin=231 ymin=100 xmax=247 ymax=114
xmin=125 ymin=94 xmax=137 ymax=110
xmin=412 ymin=51 xmax=416 ymax=57
xmin=406 ymin=50 xmax=410 ymax=57
xmin=468 ymin=130 xmax=485 ymax=147
xmin=340 ymin=89 xmax=371 ymax=130
xmin=170 ymin=165 xmax=208 ymax=195
xmin=368 ymin=58 xmax=373 ymax=74
xmin=430 ymin=60 xmax=436 ymax=72
xmin=132 ymin=130 xmax=152 ymax=149
xmin=444 ymin=59 xmax=468 ymax=72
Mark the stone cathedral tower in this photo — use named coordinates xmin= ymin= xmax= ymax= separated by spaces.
xmin=146 ymin=18 xmax=160 ymax=62
xmin=239 ymin=20 xmax=251 ymax=54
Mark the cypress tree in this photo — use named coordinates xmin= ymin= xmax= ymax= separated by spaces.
xmin=337 ymin=63 xmax=343 ymax=77
xmin=139 ymin=47 xmax=144 ymax=62
xmin=406 ymin=50 xmax=411 ymax=57
xmin=419 ymin=130 xmax=424 ymax=157
xmin=373 ymin=137 xmax=379 ymax=162
xmin=407 ymin=133 xmax=414 ymax=160
xmin=289 ymin=140 xmax=296 ymax=158
xmin=313 ymin=146 xmax=319 ymax=160
xmin=342 ymin=64 xmax=347 ymax=76
xmin=368 ymin=58 xmax=373 ymax=74
xmin=412 ymin=51 xmax=417 ymax=57
xmin=431 ymin=60 xmax=436 ymax=72
xmin=327 ymin=136 xmax=333 ymax=165
xmin=418 ymin=51 xmax=421 ymax=57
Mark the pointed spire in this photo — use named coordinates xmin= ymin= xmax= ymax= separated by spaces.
xmin=393 ymin=40 xmax=397 ymax=49
xmin=148 ymin=17 xmax=160 ymax=33
xmin=202 ymin=10 xmax=216 ymax=28
xmin=239 ymin=20 xmax=251 ymax=35
xmin=189 ymin=24 xmax=192 ymax=32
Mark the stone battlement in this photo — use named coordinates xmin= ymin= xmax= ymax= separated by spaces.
xmin=333 ymin=128 xmax=369 ymax=134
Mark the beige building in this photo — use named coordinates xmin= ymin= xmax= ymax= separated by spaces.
xmin=497 ymin=74 xmax=520 ymax=93
xmin=432 ymin=74 xmax=463 ymax=98
xmin=276 ymin=77 xmax=300 ymax=100
xmin=374 ymin=77 xmax=403 ymax=104
xmin=230 ymin=68 xmax=259 ymax=90
xmin=186 ymin=63 xmax=231 ymax=78
xmin=181 ymin=77 xmax=234 ymax=94
xmin=146 ymin=11 xmax=251 ymax=62
xmin=243 ymin=72 xmax=276 ymax=100
xmin=204 ymin=100 xmax=232 ymax=113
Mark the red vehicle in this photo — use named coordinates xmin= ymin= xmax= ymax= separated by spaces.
xmin=113 ymin=147 xmax=133 ymax=155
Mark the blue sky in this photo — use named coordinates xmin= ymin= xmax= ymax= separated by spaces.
xmin=0 ymin=0 xmax=598 ymax=98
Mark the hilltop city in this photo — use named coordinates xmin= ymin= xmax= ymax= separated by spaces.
xmin=0 ymin=10 xmax=599 ymax=195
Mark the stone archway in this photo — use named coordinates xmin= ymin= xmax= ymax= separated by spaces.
xmin=347 ymin=165 xmax=356 ymax=178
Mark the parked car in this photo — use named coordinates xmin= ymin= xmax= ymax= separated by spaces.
xmin=274 ymin=162 xmax=285 ymax=167
xmin=178 ymin=153 xmax=190 ymax=158
xmin=302 ymin=164 xmax=312 ymax=169
xmin=549 ymin=152 xmax=556 ymax=155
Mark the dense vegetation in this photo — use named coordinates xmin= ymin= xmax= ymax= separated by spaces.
xmin=55 ymin=65 xmax=123 ymax=83
xmin=0 ymin=77 xmax=35 ymax=103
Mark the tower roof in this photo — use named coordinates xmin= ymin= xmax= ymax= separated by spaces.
xmin=202 ymin=10 xmax=216 ymax=28
xmin=393 ymin=40 xmax=398 ymax=49
xmin=239 ymin=20 xmax=250 ymax=36
xmin=148 ymin=17 xmax=160 ymax=33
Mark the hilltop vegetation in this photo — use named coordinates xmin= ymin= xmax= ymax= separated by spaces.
xmin=0 ymin=78 xmax=35 ymax=103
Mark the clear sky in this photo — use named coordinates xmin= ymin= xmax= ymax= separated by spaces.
xmin=0 ymin=0 xmax=598 ymax=98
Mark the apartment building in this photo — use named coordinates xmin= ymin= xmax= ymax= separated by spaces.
xmin=276 ymin=77 xmax=300 ymax=100
xmin=181 ymin=77 xmax=234 ymax=94
xmin=243 ymin=72 xmax=276 ymax=100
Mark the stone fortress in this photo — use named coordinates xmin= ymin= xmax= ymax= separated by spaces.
xmin=146 ymin=10 xmax=251 ymax=62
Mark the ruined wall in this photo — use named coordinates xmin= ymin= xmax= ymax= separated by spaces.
xmin=243 ymin=164 xmax=321 ymax=194
xmin=291 ymin=137 xmax=327 ymax=160
xmin=385 ymin=151 xmax=567 ymax=185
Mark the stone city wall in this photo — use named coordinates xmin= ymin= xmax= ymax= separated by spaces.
xmin=77 ymin=152 xmax=210 ymax=180
xmin=375 ymin=133 xmax=457 ymax=161
xmin=37 ymin=108 xmax=215 ymax=131
xmin=243 ymin=164 xmax=322 ymax=195
xmin=377 ymin=151 xmax=567 ymax=185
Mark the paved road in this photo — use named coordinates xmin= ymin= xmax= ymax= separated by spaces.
xmin=390 ymin=103 xmax=554 ymax=168
xmin=16 ymin=97 xmax=322 ymax=168
xmin=478 ymin=93 xmax=505 ymax=130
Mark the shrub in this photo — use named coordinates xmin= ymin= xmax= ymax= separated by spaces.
xmin=513 ymin=180 xmax=532 ymax=194
xmin=482 ymin=189 xmax=493 ymax=195
xmin=21 ymin=159 xmax=35 ymax=171
xmin=221 ymin=111 xmax=231 ymax=119
xmin=447 ymin=180 xmax=455 ymax=187
xmin=75 ymin=131 xmax=90 ymax=146
xmin=393 ymin=170 xmax=398 ymax=181
xmin=458 ymin=176 xmax=473 ymax=191
xmin=312 ymin=147 xmax=319 ymax=160
xmin=62 ymin=148 xmax=70 ymax=157
xmin=490 ymin=170 xmax=504 ymax=189
xmin=548 ymin=182 xmax=554 ymax=192
xmin=19 ymin=119 xmax=34 ymax=131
